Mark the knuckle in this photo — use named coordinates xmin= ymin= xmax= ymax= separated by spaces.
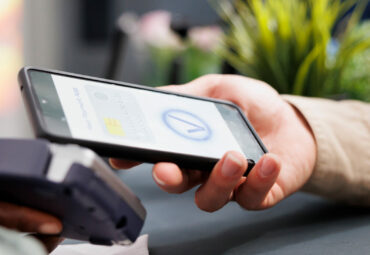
xmin=194 ymin=195 xmax=218 ymax=213
xmin=164 ymin=183 xmax=189 ymax=194
xmin=238 ymin=199 xmax=262 ymax=211
xmin=171 ymin=188 xmax=187 ymax=194
xmin=196 ymin=201 xmax=218 ymax=213
xmin=235 ymin=191 xmax=263 ymax=211
xmin=236 ymin=194 xmax=273 ymax=211
xmin=163 ymin=187 xmax=183 ymax=194
xmin=199 ymin=74 xmax=223 ymax=87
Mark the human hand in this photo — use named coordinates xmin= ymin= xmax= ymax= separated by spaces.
xmin=111 ymin=75 xmax=317 ymax=212
xmin=0 ymin=201 xmax=63 ymax=252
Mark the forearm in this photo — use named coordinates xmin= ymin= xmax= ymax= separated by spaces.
xmin=283 ymin=95 xmax=370 ymax=206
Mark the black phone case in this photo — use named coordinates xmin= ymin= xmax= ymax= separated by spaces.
xmin=18 ymin=67 xmax=268 ymax=175
xmin=0 ymin=139 xmax=144 ymax=244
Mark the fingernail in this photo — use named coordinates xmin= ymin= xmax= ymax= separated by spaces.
xmin=259 ymin=157 xmax=277 ymax=178
xmin=108 ymin=159 xmax=119 ymax=169
xmin=38 ymin=223 xmax=61 ymax=235
xmin=221 ymin=153 xmax=243 ymax=178
xmin=152 ymin=171 xmax=166 ymax=186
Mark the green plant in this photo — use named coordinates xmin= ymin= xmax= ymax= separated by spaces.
xmin=180 ymin=26 xmax=223 ymax=83
xmin=335 ymin=21 xmax=370 ymax=101
xmin=180 ymin=46 xmax=223 ymax=83
xmin=216 ymin=0 xmax=370 ymax=100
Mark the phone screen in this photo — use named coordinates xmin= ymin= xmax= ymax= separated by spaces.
xmin=29 ymin=71 xmax=265 ymax=162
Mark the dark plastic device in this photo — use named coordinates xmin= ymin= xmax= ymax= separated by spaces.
xmin=0 ymin=139 xmax=146 ymax=245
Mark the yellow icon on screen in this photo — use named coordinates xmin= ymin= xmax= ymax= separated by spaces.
xmin=104 ymin=118 xmax=125 ymax=136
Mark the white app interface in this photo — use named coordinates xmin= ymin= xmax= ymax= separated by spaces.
xmin=52 ymin=75 xmax=244 ymax=159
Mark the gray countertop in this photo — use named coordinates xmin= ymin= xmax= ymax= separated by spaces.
xmin=118 ymin=164 xmax=370 ymax=255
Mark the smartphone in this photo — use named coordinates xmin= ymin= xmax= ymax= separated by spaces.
xmin=18 ymin=67 xmax=267 ymax=174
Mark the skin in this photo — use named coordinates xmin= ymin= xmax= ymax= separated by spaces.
xmin=111 ymin=74 xmax=317 ymax=212
xmin=0 ymin=201 xmax=63 ymax=252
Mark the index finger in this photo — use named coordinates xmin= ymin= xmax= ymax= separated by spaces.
xmin=109 ymin=158 xmax=141 ymax=170
xmin=152 ymin=162 xmax=209 ymax=193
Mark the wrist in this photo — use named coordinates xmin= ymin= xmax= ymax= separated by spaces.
xmin=283 ymin=98 xmax=317 ymax=179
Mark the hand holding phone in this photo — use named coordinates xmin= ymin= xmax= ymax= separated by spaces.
xmin=112 ymin=75 xmax=317 ymax=213
xmin=19 ymin=67 xmax=316 ymax=213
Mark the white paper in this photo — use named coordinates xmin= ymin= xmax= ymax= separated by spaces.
xmin=50 ymin=235 xmax=148 ymax=255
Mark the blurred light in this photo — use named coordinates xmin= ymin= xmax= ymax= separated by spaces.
xmin=0 ymin=0 xmax=23 ymax=114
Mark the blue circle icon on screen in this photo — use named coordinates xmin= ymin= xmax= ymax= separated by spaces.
xmin=162 ymin=109 xmax=212 ymax=141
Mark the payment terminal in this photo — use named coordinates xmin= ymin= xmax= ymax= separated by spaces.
xmin=0 ymin=139 xmax=146 ymax=245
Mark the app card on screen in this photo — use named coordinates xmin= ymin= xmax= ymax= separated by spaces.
xmin=84 ymin=85 xmax=155 ymax=143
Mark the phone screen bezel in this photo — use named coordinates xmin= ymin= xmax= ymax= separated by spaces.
xmin=19 ymin=66 xmax=268 ymax=171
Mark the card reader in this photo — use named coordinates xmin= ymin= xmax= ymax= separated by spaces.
xmin=0 ymin=139 xmax=146 ymax=245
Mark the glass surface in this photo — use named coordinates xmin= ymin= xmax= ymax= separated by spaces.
xmin=30 ymin=71 xmax=264 ymax=161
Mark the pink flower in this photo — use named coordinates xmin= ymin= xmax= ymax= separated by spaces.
xmin=188 ymin=26 xmax=223 ymax=51
xmin=138 ymin=10 xmax=182 ymax=49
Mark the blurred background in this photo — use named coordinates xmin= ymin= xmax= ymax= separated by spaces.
xmin=0 ymin=0 xmax=369 ymax=138
xmin=0 ymin=0 xmax=221 ymax=138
